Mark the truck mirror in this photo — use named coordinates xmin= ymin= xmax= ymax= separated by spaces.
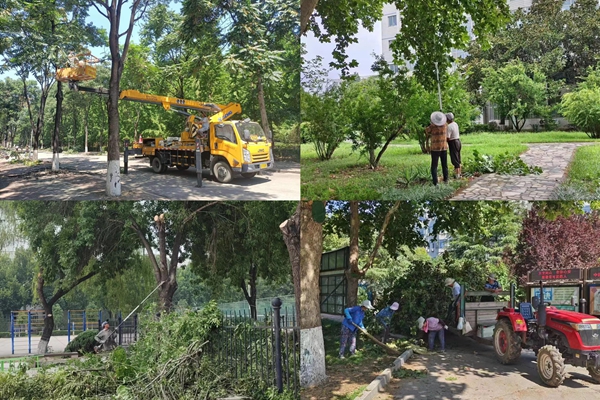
xmin=532 ymin=296 xmax=540 ymax=310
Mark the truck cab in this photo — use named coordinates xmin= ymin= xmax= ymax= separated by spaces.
xmin=209 ymin=120 xmax=274 ymax=182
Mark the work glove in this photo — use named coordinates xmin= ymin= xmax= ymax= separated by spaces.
xmin=444 ymin=325 xmax=449 ymax=330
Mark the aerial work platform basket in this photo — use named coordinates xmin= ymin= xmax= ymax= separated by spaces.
xmin=55 ymin=52 xmax=100 ymax=83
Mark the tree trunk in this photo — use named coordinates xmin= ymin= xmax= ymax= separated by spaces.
xmin=84 ymin=106 xmax=89 ymax=154
xmin=240 ymin=264 xmax=258 ymax=320
xmin=368 ymin=148 xmax=377 ymax=169
xmin=36 ymin=272 xmax=54 ymax=354
xmin=347 ymin=201 xmax=360 ymax=307
xmin=280 ymin=203 xmax=301 ymax=326
xmin=299 ymin=201 xmax=327 ymax=388
xmin=301 ymin=0 xmax=319 ymax=34
xmin=52 ymin=81 xmax=63 ymax=171
xmin=158 ymin=279 xmax=177 ymax=312
xmin=106 ymin=56 xmax=122 ymax=196
xmin=33 ymin=89 xmax=49 ymax=161
xmin=256 ymin=74 xmax=272 ymax=142
xmin=21 ymin=77 xmax=35 ymax=152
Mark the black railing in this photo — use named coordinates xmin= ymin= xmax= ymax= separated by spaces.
xmin=208 ymin=298 xmax=300 ymax=397
xmin=116 ymin=313 xmax=138 ymax=346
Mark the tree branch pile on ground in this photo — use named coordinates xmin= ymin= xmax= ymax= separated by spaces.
xmin=0 ymin=301 xmax=296 ymax=400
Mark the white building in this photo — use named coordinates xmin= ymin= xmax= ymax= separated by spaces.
xmin=417 ymin=216 xmax=450 ymax=258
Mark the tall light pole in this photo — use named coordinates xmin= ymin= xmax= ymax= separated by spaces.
xmin=435 ymin=61 xmax=443 ymax=111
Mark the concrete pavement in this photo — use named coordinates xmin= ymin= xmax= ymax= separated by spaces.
xmin=0 ymin=152 xmax=300 ymax=200
xmin=375 ymin=335 xmax=600 ymax=399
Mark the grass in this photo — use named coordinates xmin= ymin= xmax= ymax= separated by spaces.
xmin=555 ymin=144 xmax=600 ymax=200
xmin=301 ymin=131 xmax=598 ymax=200
xmin=322 ymin=319 xmax=392 ymax=366
xmin=333 ymin=386 xmax=367 ymax=400
xmin=392 ymin=368 xmax=428 ymax=379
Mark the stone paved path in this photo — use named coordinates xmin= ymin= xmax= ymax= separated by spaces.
xmin=451 ymin=143 xmax=593 ymax=201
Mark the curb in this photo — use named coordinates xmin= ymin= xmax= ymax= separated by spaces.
xmin=355 ymin=349 xmax=413 ymax=400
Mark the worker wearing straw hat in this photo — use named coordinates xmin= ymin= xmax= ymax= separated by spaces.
xmin=425 ymin=111 xmax=449 ymax=186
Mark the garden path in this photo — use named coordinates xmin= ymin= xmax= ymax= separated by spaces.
xmin=451 ymin=143 xmax=593 ymax=201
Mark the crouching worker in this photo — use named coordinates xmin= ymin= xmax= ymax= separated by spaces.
xmin=94 ymin=321 xmax=117 ymax=353
xmin=420 ymin=315 xmax=448 ymax=353
xmin=375 ymin=302 xmax=399 ymax=344
xmin=339 ymin=300 xmax=375 ymax=359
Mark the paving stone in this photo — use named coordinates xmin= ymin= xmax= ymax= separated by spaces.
xmin=452 ymin=143 xmax=594 ymax=201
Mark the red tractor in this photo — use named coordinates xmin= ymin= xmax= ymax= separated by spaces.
xmin=493 ymin=280 xmax=600 ymax=387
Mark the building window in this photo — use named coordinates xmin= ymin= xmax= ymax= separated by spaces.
xmin=388 ymin=15 xmax=397 ymax=27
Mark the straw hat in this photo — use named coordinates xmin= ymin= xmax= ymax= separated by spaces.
xmin=445 ymin=278 xmax=455 ymax=286
xmin=430 ymin=111 xmax=447 ymax=126
xmin=488 ymin=273 xmax=497 ymax=280
xmin=445 ymin=112 xmax=454 ymax=121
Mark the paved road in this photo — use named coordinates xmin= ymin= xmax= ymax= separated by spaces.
xmin=0 ymin=335 xmax=74 ymax=358
xmin=0 ymin=152 xmax=300 ymax=200
xmin=452 ymin=143 xmax=594 ymax=201
xmin=376 ymin=335 xmax=600 ymax=400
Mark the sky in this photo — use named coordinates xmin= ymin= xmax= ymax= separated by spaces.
xmin=302 ymin=21 xmax=382 ymax=80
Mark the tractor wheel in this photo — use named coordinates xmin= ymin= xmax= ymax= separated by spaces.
xmin=176 ymin=165 xmax=189 ymax=171
xmin=212 ymin=160 xmax=233 ymax=183
xmin=588 ymin=366 xmax=600 ymax=383
xmin=151 ymin=157 xmax=164 ymax=174
xmin=537 ymin=345 xmax=566 ymax=387
xmin=241 ymin=172 xmax=257 ymax=179
xmin=493 ymin=319 xmax=522 ymax=364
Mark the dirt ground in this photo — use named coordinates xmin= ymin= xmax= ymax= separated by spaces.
xmin=375 ymin=335 xmax=600 ymax=400
xmin=301 ymin=354 xmax=397 ymax=400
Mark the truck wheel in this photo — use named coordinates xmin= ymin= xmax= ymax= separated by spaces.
xmin=151 ymin=157 xmax=164 ymax=173
xmin=537 ymin=345 xmax=566 ymax=387
xmin=588 ymin=366 xmax=600 ymax=383
xmin=212 ymin=160 xmax=233 ymax=183
xmin=493 ymin=319 xmax=521 ymax=364
xmin=241 ymin=172 xmax=257 ymax=179
xmin=176 ymin=165 xmax=189 ymax=171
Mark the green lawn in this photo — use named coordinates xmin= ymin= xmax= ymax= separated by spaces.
xmin=555 ymin=144 xmax=600 ymax=200
xmin=301 ymin=131 xmax=598 ymax=200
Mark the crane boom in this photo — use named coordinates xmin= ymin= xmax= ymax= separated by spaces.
xmin=118 ymin=89 xmax=223 ymax=114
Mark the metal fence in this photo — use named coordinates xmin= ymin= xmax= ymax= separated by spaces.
xmin=209 ymin=298 xmax=300 ymax=397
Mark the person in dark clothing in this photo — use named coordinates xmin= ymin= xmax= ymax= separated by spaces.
xmin=425 ymin=111 xmax=449 ymax=186
xmin=375 ymin=302 xmax=399 ymax=344
xmin=446 ymin=112 xmax=462 ymax=178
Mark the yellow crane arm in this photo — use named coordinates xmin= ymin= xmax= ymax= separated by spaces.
xmin=209 ymin=102 xmax=243 ymax=123
xmin=119 ymin=89 xmax=228 ymax=114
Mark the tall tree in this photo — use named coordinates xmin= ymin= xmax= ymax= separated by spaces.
xmin=508 ymin=206 xmax=600 ymax=283
xmin=3 ymin=0 xmax=102 ymax=160
xmin=189 ymin=201 xmax=295 ymax=319
xmin=92 ymin=0 xmax=154 ymax=196
xmin=125 ymin=201 xmax=218 ymax=311
xmin=306 ymin=0 xmax=509 ymax=86
xmin=13 ymin=201 xmax=139 ymax=353
xmin=481 ymin=61 xmax=547 ymax=131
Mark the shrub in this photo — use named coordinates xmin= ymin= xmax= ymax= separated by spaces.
xmin=64 ymin=330 xmax=98 ymax=354
xmin=464 ymin=150 xmax=543 ymax=176
xmin=561 ymin=88 xmax=600 ymax=138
